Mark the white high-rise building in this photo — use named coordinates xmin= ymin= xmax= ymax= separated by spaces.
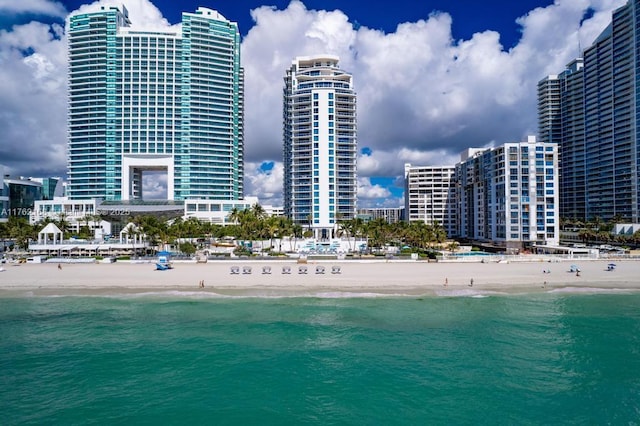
xmin=455 ymin=136 xmax=559 ymax=249
xmin=283 ymin=55 xmax=357 ymax=239
xmin=403 ymin=164 xmax=457 ymax=237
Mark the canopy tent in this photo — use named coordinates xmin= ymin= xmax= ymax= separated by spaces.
xmin=119 ymin=222 xmax=145 ymax=245
xmin=37 ymin=223 xmax=63 ymax=245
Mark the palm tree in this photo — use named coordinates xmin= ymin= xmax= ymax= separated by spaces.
xmin=289 ymin=223 xmax=303 ymax=252
xmin=227 ymin=207 xmax=241 ymax=226
xmin=251 ymin=203 xmax=267 ymax=222
xmin=4 ymin=216 xmax=35 ymax=250
xmin=56 ymin=213 xmax=70 ymax=240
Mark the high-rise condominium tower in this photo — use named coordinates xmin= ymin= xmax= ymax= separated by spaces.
xmin=67 ymin=6 xmax=243 ymax=201
xmin=404 ymin=164 xmax=457 ymax=238
xmin=537 ymin=58 xmax=585 ymax=220
xmin=283 ymin=55 xmax=357 ymax=239
xmin=538 ymin=0 xmax=640 ymax=222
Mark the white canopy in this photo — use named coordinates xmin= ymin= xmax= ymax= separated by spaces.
xmin=37 ymin=223 xmax=63 ymax=245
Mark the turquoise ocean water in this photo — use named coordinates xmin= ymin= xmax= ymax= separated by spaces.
xmin=1 ymin=287 xmax=640 ymax=425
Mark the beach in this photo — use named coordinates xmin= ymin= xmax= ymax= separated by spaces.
xmin=0 ymin=258 xmax=637 ymax=296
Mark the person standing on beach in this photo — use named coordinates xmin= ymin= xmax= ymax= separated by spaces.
xmin=444 ymin=278 xmax=448 ymax=287
xmin=469 ymin=278 xmax=474 ymax=287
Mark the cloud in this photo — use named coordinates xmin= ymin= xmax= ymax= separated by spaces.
xmin=0 ymin=20 xmax=67 ymax=176
xmin=70 ymin=0 xmax=176 ymax=31
xmin=357 ymin=177 xmax=391 ymax=199
xmin=0 ymin=0 xmax=628 ymax=209
xmin=244 ymin=161 xmax=285 ymax=207
xmin=0 ymin=0 xmax=67 ymax=18
xmin=142 ymin=172 xmax=167 ymax=199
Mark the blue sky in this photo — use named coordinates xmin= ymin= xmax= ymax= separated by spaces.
xmin=57 ymin=0 xmax=553 ymax=47
xmin=0 ymin=0 xmax=625 ymax=207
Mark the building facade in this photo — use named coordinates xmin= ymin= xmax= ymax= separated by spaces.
xmin=357 ymin=207 xmax=404 ymax=224
xmin=3 ymin=177 xmax=43 ymax=219
xmin=582 ymin=2 xmax=638 ymax=222
xmin=455 ymin=137 xmax=560 ymax=250
xmin=538 ymin=58 xmax=585 ymax=220
xmin=539 ymin=0 xmax=640 ymax=222
xmin=403 ymin=164 xmax=457 ymax=237
xmin=30 ymin=177 xmax=63 ymax=200
xmin=183 ymin=197 xmax=259 ymax=225
xmin=67 ymin=6 xmax=243 ymax=201
xmin=0 ymin=166 xmax=8 ymax=223
xmin=283 ymin=55 xmax=357 ymax=239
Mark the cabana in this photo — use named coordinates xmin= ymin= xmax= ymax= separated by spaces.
xmin=37 ymin=223 xmax=63 ymax=245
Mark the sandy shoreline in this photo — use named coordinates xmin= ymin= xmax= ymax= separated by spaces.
xmin=0 ymin=258 xmax=638 ymax=297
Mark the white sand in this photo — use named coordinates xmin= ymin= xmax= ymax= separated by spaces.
xmin=0 ymin=258 xmax=638 ymax=297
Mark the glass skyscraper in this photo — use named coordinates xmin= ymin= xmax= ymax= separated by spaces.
xmin=582 ymin=2 xmax=637 ymax=222
xmin=283 ymin=55 xmax=357 ymax=239
xmin=67 ymin=6 xmax=243 ymax=201
xmin=538 ymin=0 xmax=640 ymax=222
xmin=537 ymin=58 xmax=585 ymax=220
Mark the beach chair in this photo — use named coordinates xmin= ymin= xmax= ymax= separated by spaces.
xmin=230 ymin=266 xmax=240 ymax=275
xmin=331 ymin=265 xmax=341 ymax=274
xmin=262 ymin=266 xmax=272 ymax=274
xmin=298 ymin=265 xmax=308 ymax=274
xmin=282 ymin=265 xmax=291 ymax=274
xmin=242 ymin=266 xmax=252 ymax=274
xmin=315 ymin=265 xmax=325 ymax=274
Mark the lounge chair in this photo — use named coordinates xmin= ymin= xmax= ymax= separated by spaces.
xmin=262 ymin=266 xmax=272 ymax=274
xmin=298 ymin=265 xmax=308 ymax=274
xmin=331 ymin=265 xmax=341 ymax=274
xmin=230 ymin=266 xmax=240 ymax=275
xmin=242 ymin=266 xmax=252 ymax=274
xmin=282 ymin=265 xmax=291 ymax=274
xmin=315 ymin=265 xmax=325 ymax=274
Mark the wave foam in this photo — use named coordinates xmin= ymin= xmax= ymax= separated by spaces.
xmin=547 ymin=287 xmax=635 ymax=294
xmin=434 ymin=289 xmax=507 ymax=298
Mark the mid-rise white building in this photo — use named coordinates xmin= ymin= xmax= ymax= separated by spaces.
xmin=283 ymin=55 xmax=357 ymax=239
xmin=357 ymin=207 xmax=404 ymax=224
xmin=455 ymin=136 xmax=559 ymax=249
xmin=183 ymin=197 xmax=260 ymax=225
xmin=404 ymin=164 xmax=457 ymax=237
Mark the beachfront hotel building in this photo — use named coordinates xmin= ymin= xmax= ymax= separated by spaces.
xmin=283 ymin=55 xmax=357 ymax=239
xmin=454 ymin=137 xmax=560 ymax=250
xmin=67 ymin=5 xmax=243 ymax=201
xmin=538 ymin=0 xmax=640 ymax=222
xmin=403 ymin=164 xmax=457 ymax=237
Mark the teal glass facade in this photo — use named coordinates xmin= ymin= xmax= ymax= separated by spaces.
xmin=67 ymin=6 xmax=243 ymax=201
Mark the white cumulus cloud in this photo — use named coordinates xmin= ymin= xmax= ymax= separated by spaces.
xmin=0 ymin=0 xmax=67 ymax=18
